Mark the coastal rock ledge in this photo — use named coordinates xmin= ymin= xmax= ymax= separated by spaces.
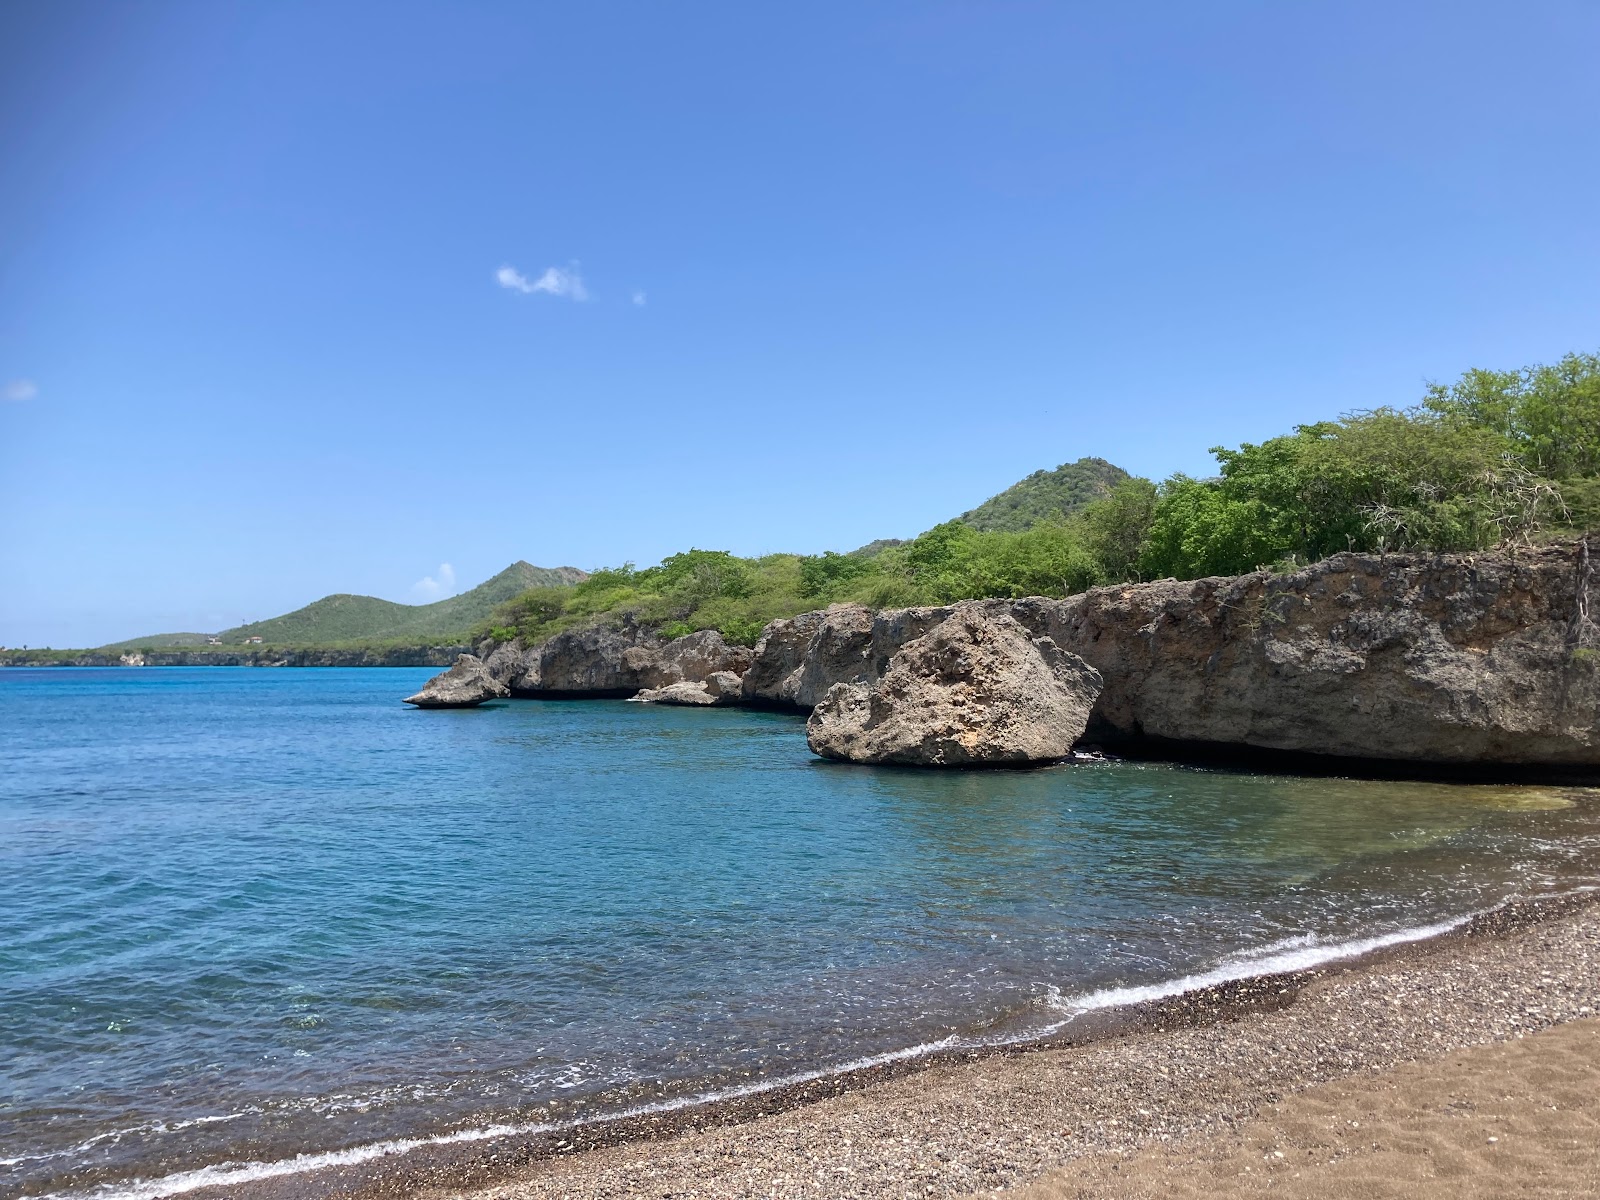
xmin=765 ymin=541 xmax=1600 ymax=770
xmin=403 ymin=654 xmax=510 ymax=708
xmin=806 ymin=608 xmax=1103 ymax=766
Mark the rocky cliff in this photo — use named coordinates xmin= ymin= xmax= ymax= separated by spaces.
xmin=479 ymin=621 xmax=753 ymax=698
xmin=747 ymin=542 xmax=1600 ymax=770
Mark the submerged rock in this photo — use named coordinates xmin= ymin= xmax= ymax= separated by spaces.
xmin=630 ymin=669 xmax=748 ymax=707
xmin=404 ymin=654 xmax=511 ymax=708
xmin=806 ymin=607 xmax=1103 ymax=766
xmin=628 ymin=680 xmax=718 ymax=706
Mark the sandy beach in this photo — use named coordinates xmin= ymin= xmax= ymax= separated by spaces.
xmin=397 ymin=893 xmax=1600 ymax=1200
xmin=1005 ymin=1016 xmax=1600 ymax=1198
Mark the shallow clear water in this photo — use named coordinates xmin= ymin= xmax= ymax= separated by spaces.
xmin=2 ymin=668 xmax=1598 ymax=1199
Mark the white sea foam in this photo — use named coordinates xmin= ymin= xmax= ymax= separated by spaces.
xmin=37 ymin=1038 xmax=966 ymax=1200
xmin=1045 ymin=915 xmax=1471 ymax=1016
xmin=35 ymin=909 xmax=1500 ymax=1200
xmin=0 ymin=1113 xmax=248 ymax=1169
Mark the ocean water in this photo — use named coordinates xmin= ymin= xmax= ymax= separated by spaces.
xmin=3 ymin=667 xmax=1598 ymax=1199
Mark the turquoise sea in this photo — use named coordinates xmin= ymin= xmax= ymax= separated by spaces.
xmin=3 ymin=668 xmax=1598 ymax=1199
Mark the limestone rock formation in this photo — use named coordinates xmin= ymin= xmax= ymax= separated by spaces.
xmin=629 ymin=669 xmax=748 ymax=707
xmin=756 ymin=541 xmax=1600 ymax=769
xmin=1030 ymin=543 xmax=1600 ymax=766
xmin=806 ymin=607 xmax=1103 ymax=766
xmin=481 ymin=623 xmax=753 ymax=697
xmin=628 ymin=680 xmax=718 ymax=706
xmin=705 ymin=670 xmax=745 ymax=702
xmin=743 ymin=603 xmax=951 ymax=708
xmin=404 ymin=654 xmax=511 ymax=708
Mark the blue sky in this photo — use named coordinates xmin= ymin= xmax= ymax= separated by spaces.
xmin=3 ymin=2 xmax=1598 ymax=646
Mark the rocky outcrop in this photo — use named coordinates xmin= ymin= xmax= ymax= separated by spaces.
xmin=807 ymin=609 xmax=1103 ymax=766
xmin=1029 ymin=543 xmax=1600 ymax=766
xmin=625 ymin=669 xmax=749 ymax=708
xmin=478 ymin=622 xmax=753 ymax=698
xmin=392 ymin=542 xmax=1599 ymax=770
xmin=752 ymin=542 xmax=1600 ymax=770
xmin=403 ymin=654 xmax=510 ymax=708
xmin=742 ymin=604 xmax=951 ymax=708
xmin=629 ymin=680 xmax=719 ymax=706
xmin=705 ymin=670 xmax=745 ymax=703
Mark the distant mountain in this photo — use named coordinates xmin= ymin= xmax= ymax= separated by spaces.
xmin=104 ymin=561 xmax=585 ymax=649
xmin=959 ymin=457 xmax=1131 ymax=532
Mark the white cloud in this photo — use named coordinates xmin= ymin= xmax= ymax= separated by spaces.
xmin=495 ymin=262 xmax=589 ymax=301
xmin=3 ymin=379 xmax=37 ymax=402
xmin=411 ymin=562 xmax=457 ymax=601
xmin=631 ymin=290 xmax=647 ymax=306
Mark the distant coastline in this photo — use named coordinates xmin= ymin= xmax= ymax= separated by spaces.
xmin=0 ymin=645 xmax=464 ymax=668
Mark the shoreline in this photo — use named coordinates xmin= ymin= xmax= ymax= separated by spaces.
xmin=53 ymin=887 xmax=1600 ymax=1200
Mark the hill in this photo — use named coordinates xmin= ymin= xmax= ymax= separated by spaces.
xmin=959 ymin=457 xmax=1131 ymax=532
xmin=106 ymin=562 xmax=585 ymax=649
xmin=98 ymin=632 xmax=218 ymax=651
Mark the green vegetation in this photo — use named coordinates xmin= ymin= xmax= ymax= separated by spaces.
xmin=483 ymin=350 xmax=1600 ymax=647
xmin=486 ymin=551 xmax=818 ymax=649
xmin=958 ymin=456 xmax=1130 ymax=532
xmin=19 ymin=351 xmax=1595 ymax=660
xmin=107 ymin=562 xmax=585 ymax=650
xmin=96 ymin=632 xmax=217 ymax=651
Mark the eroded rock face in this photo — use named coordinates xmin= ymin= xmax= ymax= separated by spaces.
xmin=1033 ymin=544 xmax=1600 ymax=766
xmin=482 ymin=623 xmax=753 ymax=697
xmin=806 ymin=607 xmax=1103 ymax=766
xmin=758 ymin=542 xmax=1600 ymax=769
xmin=705 ymin=671 xmax=745 ymax=702
xmin=743 ymin=604 xmax=952 ymax=708
xmin=404 ymin=654 xmax=511 ymax=708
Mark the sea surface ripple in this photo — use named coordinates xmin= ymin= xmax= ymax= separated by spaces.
xmin=2 ymin=667 xmax=1597 ymax=1198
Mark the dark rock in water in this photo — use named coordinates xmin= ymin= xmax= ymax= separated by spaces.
xmin=404 ymin=654 xmax=510 ymax=708
xmin=806 ymin=607 xmax=1103 ymax=766
xmin=628 ymin=680 xmax=718 ymax=706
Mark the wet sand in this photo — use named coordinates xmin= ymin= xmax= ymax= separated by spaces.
xmin=424 ymin=893 xmax=1599 ymax=1200
xmin=1004 ymin=1016 xmax=1600 ymax=1198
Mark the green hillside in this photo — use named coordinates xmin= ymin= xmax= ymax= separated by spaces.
xmin=106 ymin=562 xmax=585 ymax=649
xmin=98 ymin=632 xmax=218 ymax=651
xmin=959 ymin=457 xmax=1131 ymax=532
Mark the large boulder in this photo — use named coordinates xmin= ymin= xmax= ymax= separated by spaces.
xmin=743 ymin=603 xmax=951 ymax=708
xmin=705 ymin=670 xmax=745 ymax=703
xmin=806 ymin=607 xmax=1103 ymax=766
xmin=404 ymin=654 xmax=511 ymax=708
xmin=660 ymin=629 xmax=754 ymax=684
